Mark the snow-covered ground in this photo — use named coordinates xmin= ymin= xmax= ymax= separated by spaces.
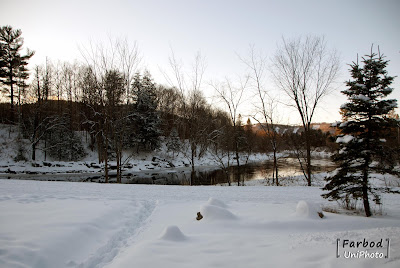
xmin=1 ymin=179 xmax=399 ymax=268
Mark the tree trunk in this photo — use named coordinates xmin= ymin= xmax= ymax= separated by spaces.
xmin=10 ymin=71 xmax=15 ymax=123
xmin=116 ymin=150 xmax=122 ymax=183
xmin=234 ymin=132 xmax=240 ymax=186
xmin=362 ymin=161 xmax=372 ymax=217
xmin=31 ymin=111 xmax=39 ymax=161
xmin=363 ymin=116 xmax=372 ymax=217
xmin=191 ymin=142 xmax=195 ymax=185
xmin=235 ymin=153 xmax=240 ymax=186
xmin=31 ymin=142 xmax=36 ymax=161
xmin=274 ymin=149 xmax=279 ymax=186
xmin=305 ymin=128 xmax=312 ymax=186
xmin=104 ymin=155 xmax=109 ymax=183
xmin=104 ymin=129 xmax=109 ymax=183
xmin=362 ymin=180 xmax=371 ymax=217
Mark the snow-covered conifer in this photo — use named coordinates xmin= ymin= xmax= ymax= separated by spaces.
xmin=323 ymin=47 xmax=399 ymax=217
xmin=129 ymin=71 xmax=161 ymax=151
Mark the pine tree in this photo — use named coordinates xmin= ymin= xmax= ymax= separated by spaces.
xmin=130 ymin=72 xmax=161 ymax=152
xmin=322 ymin=47 xmax=399 ymax=217
xmin=0 ymin=25 xmax=34 ymax=122
xmin=46 ymin=117 xmax=86 ymax=161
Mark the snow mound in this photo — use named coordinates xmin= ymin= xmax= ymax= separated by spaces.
xmin=206 ymin=197 xmax=228 ymax=208
xmin=200 ymin=205 xmax=237 ymax=221
xmin=159 ymin=225 xmax=188 ymax=242
xmin=295 ymin=200 xmax=323 ymax=219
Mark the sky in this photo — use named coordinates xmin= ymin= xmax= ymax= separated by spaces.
xmin=1 ymin=0 xmax=399 ymax=124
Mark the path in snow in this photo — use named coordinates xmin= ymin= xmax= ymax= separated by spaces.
xmin=77 ymin=200 xmax=157 ymax=268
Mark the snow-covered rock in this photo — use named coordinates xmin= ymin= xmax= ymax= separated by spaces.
xmin=295 ymin=200 xmax=324 ymax=219
xmin=200 ymin=205 xmax=236 ymax=221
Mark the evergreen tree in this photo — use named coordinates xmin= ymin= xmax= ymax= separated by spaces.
xmin=130 ymin=72 xmax=161 ymax=151
xmin=0 ymin=25 xmax=34 ymax=122
xmin=46 ymin=116 xmax=86 ymax=161
xmin=322 ymin=48 xmax=399 ymax=217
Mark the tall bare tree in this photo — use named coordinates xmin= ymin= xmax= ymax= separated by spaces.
xmin=271 ymin=36 xmax=339 ymax=186
xmin=116 ymin=38 xmax=141 ymax=104
xmin=211 ymin=76 xmax=249 ymax=186
xmin=240 ymin=45 xmax=282 ymax=185
xmin=164 ymin=50 xmax=208 ymax=185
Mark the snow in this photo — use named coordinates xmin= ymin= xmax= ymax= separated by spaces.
xmin=355 ymin=83 xmax=367 ymax=89
xmin=331 ymin=121 xmax=341 ymax=127
xmin=295 ymin=200 xmax=323 ymax=219
xmin=336 ymin=135 xmax=354 ymax=143
xmin=352 ymin=94 xmax=370 ymax=102
xmin=206 ymin=197 xmax=228 ymax=208
xmin=383 ymin=87 xmax=393 ymax=93
xmin=0 ymin=179 xmax=399 ymax=268
xmin=159 ymin=226 xmax=188 ymax=241
xmin=200 ymin=204 xmax=237 ymax=221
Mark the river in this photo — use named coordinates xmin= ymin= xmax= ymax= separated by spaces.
xmin=0 ymin=157 xmax=336 ymax=185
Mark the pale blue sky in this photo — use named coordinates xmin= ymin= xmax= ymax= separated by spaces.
xmin=1 ymin=0 xmax=399 ymax=124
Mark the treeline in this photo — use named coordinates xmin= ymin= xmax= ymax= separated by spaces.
xmin=2 ymin=25 xmax=398 ymax=187
xmin=0 ymin=58 xmax=337 ymax=184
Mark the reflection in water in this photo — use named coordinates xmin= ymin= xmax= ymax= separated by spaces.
xmin=205 ymin=157 xmax=337 ymax=185
xmin=3 ymin=158 xmax=336 ymax=185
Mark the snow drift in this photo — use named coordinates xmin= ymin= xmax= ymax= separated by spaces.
xmin=159 ymin=225 xmax=188 ymax=242
xmin=200 ymin=204 xmax=236 ymax=221
xmin=295 ymin=200 xmax=324 ymax=219
xmin=206 ymin=197 xmax=228 ymax=208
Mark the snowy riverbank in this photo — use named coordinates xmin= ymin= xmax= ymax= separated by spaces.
xmin=1 ymin=123 xmax=277 ymax=179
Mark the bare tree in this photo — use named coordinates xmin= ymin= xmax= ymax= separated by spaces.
xmin=164 ymin=50 xmax=208 ymax=185
xmin=207 ymin=109 xmax=234 ymax=185
xmin=211 ymin=76 xmax=249 ymax=186
xmin=271 ymin=35 xmax=339 ymax=186
xmin=27 ymin=65 xmax=58 ymax=161
xmin=239 ymin=45 xmax=283 ymax=185
xmin=116 ymin=38 xmax=141 ymax=104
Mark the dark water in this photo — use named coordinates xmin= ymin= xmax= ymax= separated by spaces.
xmin=1 ymin=158 xmax=336 ymax=185
xmin=200 ymin=157 xmax=337 ymax=185
xmin=121 ymin=157 xmax=336 ymax=185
